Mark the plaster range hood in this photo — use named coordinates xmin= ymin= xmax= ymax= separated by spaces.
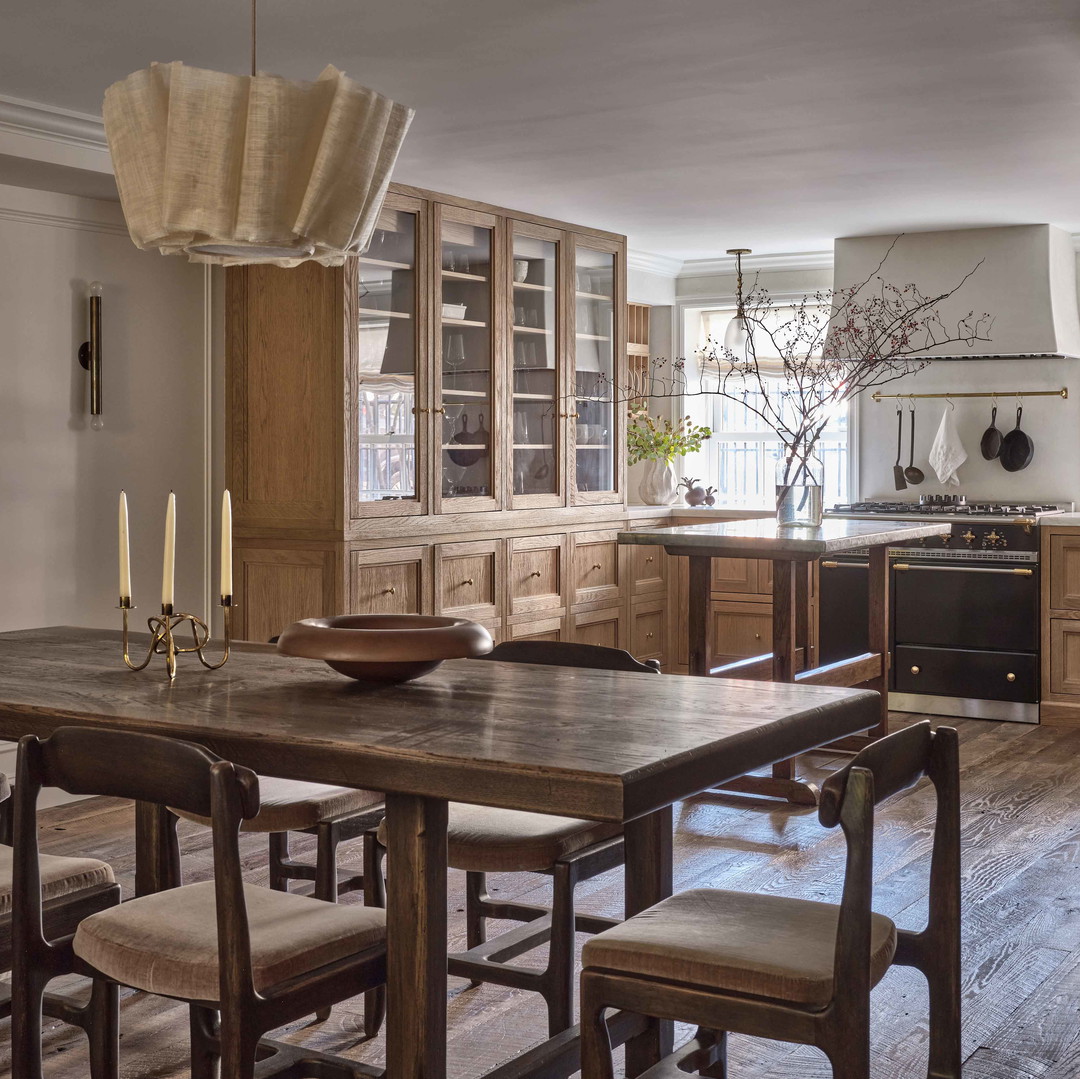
xmin=829 ymin=224 xmax=1080 ymax=360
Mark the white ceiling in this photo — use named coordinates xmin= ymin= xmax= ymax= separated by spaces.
xmin=2 ymin=0 xmax=1079 ymax=260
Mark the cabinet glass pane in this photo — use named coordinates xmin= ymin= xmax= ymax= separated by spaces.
xmin=440 ymin=221 xmax=493 ymax=499
xmin=574 ymin=247 xmax=616 ymax=493
xmin=357 ymin=209 xmax=417 ymax=502
xmin=512 ymin=234 xmax=558 ymax=496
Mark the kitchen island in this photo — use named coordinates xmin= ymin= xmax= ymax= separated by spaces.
xmin=619 ymin=516 xmax=943 ymax=803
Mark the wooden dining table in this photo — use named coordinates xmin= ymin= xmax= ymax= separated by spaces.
xmin=0 ymin=626 xmax=878 ymax=1079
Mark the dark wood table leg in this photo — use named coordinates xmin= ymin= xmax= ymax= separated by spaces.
xmin=134 ymin=801 xmax=180 ymax=896
xmin=623 ymin=805 xmax=674 ymax=1077
xmin=866 ymin=544 xmax=891 ymax=740
xmin=385 ymin=792 xmax=448 ymax=1079
xmin=687 ymin=556 xmax=713 ymax=677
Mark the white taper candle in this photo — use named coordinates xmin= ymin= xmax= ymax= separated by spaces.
xmin=220 ymin=489 xmax=233 ymax=600
xmin=162 ymin=491 xmax=176 ymax=609
xmin=119 ymin=490 xmax=131 ymax=602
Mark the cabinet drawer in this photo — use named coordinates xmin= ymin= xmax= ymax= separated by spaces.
xmin=712 ymin=602 xmax=772 ymax=666
xmin=435 ymin=540 xmax=501 ymax=622
xmin=510 ymin=616 xmax=566 ymax=643
xmin=571 ymin=606 xmax=625 ymax=649
xmin=352 ymin=546 xmax=430 ymax=615
xmin=509 ymin=536 xmax=565 ymax=616
xmin=631 ymin=602 xmax=666 ymax=661
xmin=631 ymin=544 xmax=667 ymax=596
xmin=572 ymin=531 xmax=622 ymax=606
xmin=896 ymin=644 xmax=1037 ymax=703
xmin=1050 ymin=534 xmax=1080 ymax=611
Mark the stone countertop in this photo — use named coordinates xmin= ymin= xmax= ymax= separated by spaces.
xmin=1041 ymin=514 xmax=1080 ymax=527
xmin=625 ymin=504 xmax=774 ymax=520
xmin=618 ymin=517 xmax=944 ymax=558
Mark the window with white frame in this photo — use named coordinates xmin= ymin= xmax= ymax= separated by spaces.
xmin=689 ymin=304 xmax=851 ymax=509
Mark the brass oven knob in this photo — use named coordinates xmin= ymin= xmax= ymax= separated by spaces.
xmin=938 ymin=533 xmax=951 ymax=545
xmin=1007 ymin=672 xmax=1016 ymax=682
xmin=962 ymin=530 xmax=976 ymax=546
xmin=910 ymin=665 xmax=921 ymax=674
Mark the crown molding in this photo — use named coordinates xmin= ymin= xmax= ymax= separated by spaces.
xmin=0 ymin=93 xmax=107 ymax=153
xmin=627 ymin=248 xmax=683 ymax=277
xmin=678 ymin=249 xmax=834 ymax=278
xmin=0 ymin=204 xmax=127 ymax=237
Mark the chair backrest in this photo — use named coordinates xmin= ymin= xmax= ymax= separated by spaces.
xmin=13 ymin=727 xmax=262 ymax=1003
xmin=474 ymin=640 xmax=661 ymax=674
xmin=817 ymin=721 xmax=959 ymax=1006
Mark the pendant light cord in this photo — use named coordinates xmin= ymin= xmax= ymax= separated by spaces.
xmin=251 ymin=0 xmax=257 ymax=76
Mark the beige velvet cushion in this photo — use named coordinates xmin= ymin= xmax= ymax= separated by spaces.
xmin=582 ymin=888 xmax=897 ymax=1009
xmin=378 ymin=803 xmax=622 ymax=873
xmin=171 ymin=776 xmax=383 ymax=833
xmin=73 ymin=880 xmax=385 ymax=1002
xmin=0 ymin=845 xmax=114 ymax=916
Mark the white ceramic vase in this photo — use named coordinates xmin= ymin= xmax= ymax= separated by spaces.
xmin=639 ymin=458 xmax=678 ymax=506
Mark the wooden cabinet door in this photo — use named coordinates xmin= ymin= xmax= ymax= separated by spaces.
xmin=351 ymin=546 xmax=431 ymax=615
xmin=435 ymin=539 xmax=503 ymax=623
xmin=1050 ymin=534 xmax=1080 ymax=611
xmin=1050 ymin=618 xmax=1080 ymax=695
xmin=631 ymin=600 xmax=666 ymax=666
xmin=711 ymin=601 xmax=773 ymax=667
xmin=571 ymin=530 xmax=623 ymax=607
xmin=510 ymin=616 xmax=566 ymax=643
xmin=631 ymin=544 xmax=667 ymax=597
xmin=711 ymin=557 xmax=758 ymax=594
xmin=508 ymin=535 xmax=566 ymax=617
xmin=235 ymin=546 xmax=339 ymax=644
xmin=570 ymin=606 xmax=625 ymax=649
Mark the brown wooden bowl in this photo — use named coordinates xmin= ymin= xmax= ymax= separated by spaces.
xmin=275 ymin=614 xmax=493 ymax=682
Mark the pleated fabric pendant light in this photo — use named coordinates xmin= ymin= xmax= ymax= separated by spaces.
xmin=102 ymin=0 xmax=414 ymax=267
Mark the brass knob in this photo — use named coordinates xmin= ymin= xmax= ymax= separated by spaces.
xmin=754 ymin=633 xmax=762 ymax=640
xmin=571 ymin=412 xmax=580 ymax=419
xmin=432 ymin=406 xmax=445 ymax=414
xmin=962 ymin=530 xmax=976 ymax=545
xmin=592 ymin=563 xmax=602 ymax=570
xmin=646 ymin=632 xmax=654 ymax=639
xmin=938 ymin=533 xmax=951 ymax=544
xmin=530 ymin=570 xmax=542 ymax=578
xmin=911 ymin=665 xmax=920 ymax=674
xmin=462 ymin=578 xmax=474 ymax=586
xmin=645 ymin=556 xmax=654 ymax=563
xmin=1007 ymin=672 xmax=1016 ymax=682
xmin=383 ymin=587 xmax=396 ymax=595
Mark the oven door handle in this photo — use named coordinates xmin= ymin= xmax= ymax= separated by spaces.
xmin=892 ymin=563 xmax=1034 ymax=576
xmin=821 ymin=561 xmax=868 ymax=569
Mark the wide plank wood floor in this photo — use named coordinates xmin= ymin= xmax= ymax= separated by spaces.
xmin=2 ymin=714 xmax=1079 ymax=1078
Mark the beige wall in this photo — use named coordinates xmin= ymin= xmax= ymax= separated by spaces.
xmin=0 ymin=183 xmax=209 ymax=632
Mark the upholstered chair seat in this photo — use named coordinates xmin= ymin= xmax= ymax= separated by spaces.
xmin=379 ymin=804 xmax=622 ymax=874
xmin=0 ymin=846 xmax=114 ymax=916
xmin=582 ymin=888 xmax=897 ymax=1009
xmin=73 ymin=880 xmax=386 ymax=1002
xmin=171 ymin=776 xmax=382 ymax=833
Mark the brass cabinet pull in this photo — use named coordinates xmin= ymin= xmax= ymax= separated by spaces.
xmin=462 ymin=578 xmax=474 ymax=586
xmin=1007 ymin=672 xmax=1016 ymax=682
xmin=754 ymin=633 xmax=762 ymax=640
xmin=645 ymin=556 xmax=654 ymax=563
xmin=411 ymin=407 xmax=430 ymax=415
xmin=911 ymin=665 xmax=921 ymax=674
xmin=383 ymin=586 xmax=396 ymax=595
xmin=432 ymin=406 xmax=445 ymax=414
xmin=529 ymin=570 xmax=542 ymax=578
xmin=645 ymin=632 xmax=654 ymax=639
xmin=591 ymin=563 xmax=602 ymax=570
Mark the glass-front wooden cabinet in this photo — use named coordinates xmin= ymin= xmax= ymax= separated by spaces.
xmin=435 ymin=206 xmax=501 ymax=512
xmin=353 ymin=192 xmax=428 ymax=517
xmin=510 ymin=222 xmax=563 ymax=508
xmin=570 ymin=238 xmax=623 ymax=504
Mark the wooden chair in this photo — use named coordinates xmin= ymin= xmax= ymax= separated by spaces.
xmin=12 ymin=727 xmax=387 ymax=1079
xmin=580 ymin=721 xmax=961 ymax=1079
xmin=0 ymin=772 xmax=120 ymax=1079
xmin=379 ymin=640 xmax=660 ymax=1037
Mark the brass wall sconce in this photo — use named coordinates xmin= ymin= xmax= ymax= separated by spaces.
xmin=78 ymin=281 xmax=103 ymax=430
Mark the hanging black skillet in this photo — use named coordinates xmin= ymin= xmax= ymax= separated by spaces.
xmin=980 ymin=403 xmax=1003 ymax=460
xmin=892 ymin=406 xmax=907 ymax=491
xmin=999 ymin=405 xmax=1034 ymax=472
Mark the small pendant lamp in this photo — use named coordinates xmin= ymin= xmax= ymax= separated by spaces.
xmin=102 ymin=1 xmax=414 ymax=266
xmin=723 ymin=248 xmax=752 ymax=354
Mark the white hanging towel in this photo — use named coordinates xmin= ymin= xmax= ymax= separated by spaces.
xmin=928 ymin=405 xmax=966 ymax=487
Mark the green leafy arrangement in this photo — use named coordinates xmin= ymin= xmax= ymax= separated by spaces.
xmin=627 ymin=411 xmax=712 ymax=466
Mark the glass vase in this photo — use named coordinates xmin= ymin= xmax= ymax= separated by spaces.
xmin=775 ymin=443 xmax=824 ymax=527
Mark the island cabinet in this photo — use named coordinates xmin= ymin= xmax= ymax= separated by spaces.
xmin=1040 ymin=526 xmax=1080 ymax=723
xmin=226 ymin=182 xmax=645 ymax=653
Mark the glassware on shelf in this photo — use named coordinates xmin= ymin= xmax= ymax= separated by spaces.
xmin=444 ymin=333 xmax=466 ymax=381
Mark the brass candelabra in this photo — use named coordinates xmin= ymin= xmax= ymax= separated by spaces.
xmin=119 ymin=597 xmax=233 ymax=681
